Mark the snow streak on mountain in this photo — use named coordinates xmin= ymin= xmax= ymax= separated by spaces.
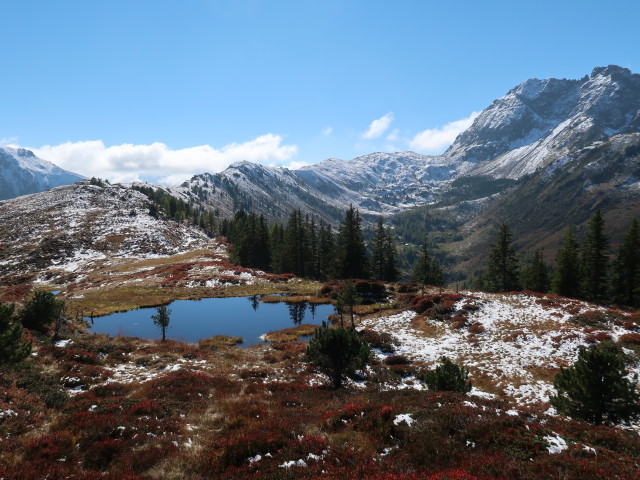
xmin=170 ymin=65 xmax=640 ymax=223
xmin=0 ymin=146 xmax=85 ymax=200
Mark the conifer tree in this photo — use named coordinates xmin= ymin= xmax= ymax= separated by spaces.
xmin=371 ymin=218 xmax=400 ymax=282
xmin=383 ymin=226 xmax=400 ymax=282
xmin=612 ymin=219 xmax=640 ymax=307
xmin=336 ymin=280 xmax=361 ymax=328
xmin=371 ymin=218 xmax=387 ymax=281
xmin=20 ymin=291 xmax=65 ymax=333
xmin=422 ymin=356 xmax=472 ymax=393
xmin=552 ymin=227 xmax=581 ymax=298
xmin=0 ymin=304 xmax=31 ymax=364
xmin=306 ymin=322 xmax=370 ymax=389
xmin=486 ymin=223 xmax=520 ymax=292
xmin=269 ymin=222 xmax=285 ymax=273
xmin=307 ymin=217 xmax=319 ymax=278
xmin=412 ymin=239 xmax=443 ymax=295
xmin=256 ymin=214 xmax=270 ymax=270
xmin=151 ymin=305 xmax=171 ymax=342
xmin=335 ymin=205 xmax=368 ymax=279
xmin=550 ymin=342 xmax=640 ymax=425
xmin=522 ymin=249 xmax=550 ymax=293
xmin=581 ymin=210 xmax=610 ymax=303
xmin=282 ymin=210 xmax=309 ymax=276
xmin=318 ymin=220 xmax=335 ymax=280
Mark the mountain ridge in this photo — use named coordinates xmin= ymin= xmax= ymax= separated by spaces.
xmin=0 ymin=146 xmax=85 ymax=200
xmin=168 ymin=65 xmax=639 ymax=227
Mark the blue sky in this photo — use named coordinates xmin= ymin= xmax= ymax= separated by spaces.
xmin=1 ymin=0 xmax=638 ymax=184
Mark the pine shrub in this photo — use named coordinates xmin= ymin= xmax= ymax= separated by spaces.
xmin=550 ymin=342 xmax=640 ymax=425
xmin=306 ymin=323 xmax=370 ymax=389
xmin=422 ymin=356 xmax=472 ymax=393
xmin=0 ymin=303 xmax=31 ymax=364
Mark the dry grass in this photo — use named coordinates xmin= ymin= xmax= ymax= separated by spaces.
xmin=261 ymin=324 xmax=318 ymax=342
xmin=409 ymin=316 xmax=446 ymax=338
xmin=199 ymin=335 xmax=244 ymax=349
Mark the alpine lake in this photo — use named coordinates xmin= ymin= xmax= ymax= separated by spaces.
xmin=87 ymin=295 xmax=335 ymax=346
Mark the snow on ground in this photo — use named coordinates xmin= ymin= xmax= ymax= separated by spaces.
xmin=360 ymin=292 xmax=640 ymax=409
xmin=0 ymin=181 xmax=220 ymax=284
xmin=544 ymin=432 xmax=568 ymax=454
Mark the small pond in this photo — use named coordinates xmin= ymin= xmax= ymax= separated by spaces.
xmin=87 ymin=296 xmax=334 ymax=346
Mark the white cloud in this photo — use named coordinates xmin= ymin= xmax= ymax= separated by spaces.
xmin=282 ymin=160 xmax=312 ymax=170
xmin=0 ymin=136 xmax=18 ymax=145
xmin=321 ymin=126 xmax=333 ymax=136
xmin=409 ymin=111 xmax=480 ymax=153
xmin=362 ymin=112 xmax=394 ymax=139
xmin=386 ymin=128 xmax=400 ymax=142
xmin=31 ymin=134 xmax=298 ymax=185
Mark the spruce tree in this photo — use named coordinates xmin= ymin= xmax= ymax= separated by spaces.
xmin=335 ymin=205 xmax=368 ymax=279
xmin=413 ymin=239 xmax=443 ymax=295
xmin=282 ymin=210 xmax=309 ymax=277
xmin=256 ymin=214 xmax=270 ymax=271
xmin=383 ymin=226 xmax=400 ymax=282
xmin=0 ymin=304 xmax=31 ymax=364
xmin=371 ymin=218 xmax=399 ymax=282
xmin=581 ymin=210 xmax=610 ymax=303
xmin=318 ymin=220 xmax=335 ymax=280
xmin=269 ymin=222 xmax=285 ymax=273
xmin=612 ymin=219 xmax=640 ymax=307
xmin=552 ymin=227 xmax=581 ymax=298
xmin=486 ymin=223 xmax=520 ymax=292
xmin=522 ymin=249 xmax=550 ymax=293
xmin=371 ymin=218 xmax=387 ymax=281
xmin=550 ymin=343 xmax=640 ymax=425
xmin=307 ymin=217 xmax=320 ymax=278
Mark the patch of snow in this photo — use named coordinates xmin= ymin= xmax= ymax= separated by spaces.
xmin=279 ymin=459 xmax=308 ymax=468
xmin=393 ymin=413 xmax=415 ymax=426
xmin=544 ymin=432 xmax=568 ymax=454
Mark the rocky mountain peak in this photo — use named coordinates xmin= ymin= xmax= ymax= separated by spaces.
xmin=590 ymin=64 xmax=633 ymax=80
xmin=443 ymin=65 xmax=640 ymax=178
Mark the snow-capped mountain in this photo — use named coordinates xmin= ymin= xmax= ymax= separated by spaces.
xmin=174 ymin=65 xmax=640 ymax=224
xmin=169 ymin=151 xmax=459 ymax=223
xmin=445 ymin=65 xmax=640 ymax=178
xmin=0 ymin=146 xmax=85 ymax=200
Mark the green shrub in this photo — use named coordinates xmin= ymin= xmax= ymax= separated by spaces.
xmin=306 ymin=323 xmax=370 ymax=389
xmin=20 ymin=291 xmax=64 ymax=333
xmin=0 ymin=303 xmax=31 ymax=364
xmin=422 ymin=356 xmax=472 ymax=393
xmin=14 ymin=363 xmax=68 ymax=408
xmin=550 ymin=342 xmax=640 ymax=425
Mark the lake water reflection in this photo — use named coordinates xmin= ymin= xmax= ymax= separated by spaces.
xmin=87 ymin=296 xmax=333 ymax=346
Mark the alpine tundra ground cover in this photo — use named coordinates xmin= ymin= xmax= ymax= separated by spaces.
xmin=1 ymin=288 xmax=639 ymax=479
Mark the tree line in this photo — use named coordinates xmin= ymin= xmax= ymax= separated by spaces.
xmin=131 ymin=185 xmax=218 ymax=235
xmin=479 ymin=211 xmax=640 ymax=307
xmin=223 ymin=206 xmax=400 ymax=282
